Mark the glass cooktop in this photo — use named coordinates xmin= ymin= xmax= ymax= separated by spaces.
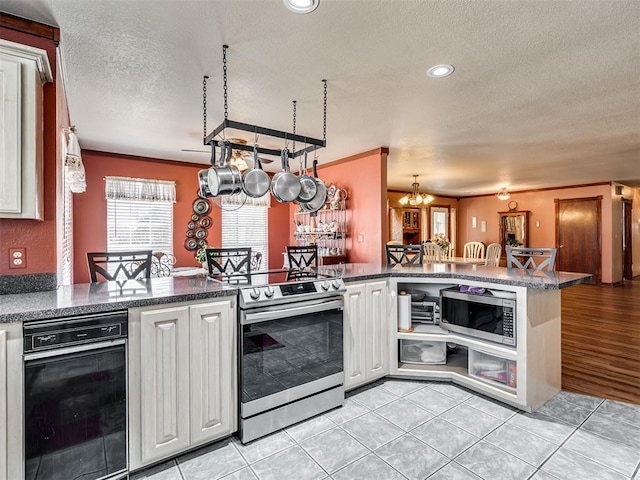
xmin=211 ymin=268 xmax=329 ymax=287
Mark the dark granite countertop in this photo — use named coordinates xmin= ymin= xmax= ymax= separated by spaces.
xmin=1 ymin=263 xmax=591 ymax=324
xmin=318 ymin=263 xmax=592 ymax=289
xmin=0 ymin=276 xmax=237 ymax=324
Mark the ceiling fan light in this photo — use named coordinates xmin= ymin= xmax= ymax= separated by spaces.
xmin=283 ymin=0 xmax=319 ymax=14
xmin=496 ymin=188 xmax=510 ymax=200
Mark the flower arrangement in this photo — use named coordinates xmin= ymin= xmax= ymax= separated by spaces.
xmin=195 ymin=243 xmax=214 ymax=264
xmin=431 ymin=233 xmax=451 ymax=255
xmin=506 ymin=237 xmax=523 ymax=247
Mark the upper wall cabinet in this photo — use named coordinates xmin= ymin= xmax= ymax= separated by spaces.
xmin=499 ymin=210 xmax=530 ymax=253
xmin=0 ymin=39 xmax=52 ymax=220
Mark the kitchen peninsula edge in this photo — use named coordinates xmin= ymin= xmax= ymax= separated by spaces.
xmin=0 ymin=263 xmax=590 ymax=323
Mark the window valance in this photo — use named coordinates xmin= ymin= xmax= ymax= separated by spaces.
xmin=105 ymin=176 xmax=176 ymax=203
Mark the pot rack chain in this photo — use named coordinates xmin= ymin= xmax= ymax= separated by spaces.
xmin=323 ymin=79 xmax=327 ymax=142
xmin=292 ymin=100 xmax=297 ymax=154
xmin=222 ymin=44 xmax=229 ymax=120
xmin=203 ymin=75 xmax=209 ymax=142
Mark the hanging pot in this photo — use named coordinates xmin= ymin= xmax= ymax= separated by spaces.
xmin=295 ymin=150 xmax=318 ymax=203
xmin=208 ymin=140 xmax=243 ymax=196
xmin=270 ymin=148 xmax=301 ymax=203
xmin=197 ymin=141 xmax=217 ymax=198
xmin=242 ymin=143 xmax=271 ymax=198
xmin=301 ymin=158 xmax=327 ymax=213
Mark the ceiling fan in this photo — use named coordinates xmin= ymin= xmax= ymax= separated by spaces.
xmin=181 ymin=138 xmax=273 ymax=170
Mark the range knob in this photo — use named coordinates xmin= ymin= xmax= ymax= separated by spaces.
xmin=249 ymin=287 xmax=261 ymax=300
xmin=321 ymin=280 xmax=331 ymax=291
xmin=264 ymin=286 xmax=275 ymax=298
xmin=332 ymin=280 xmax=342 ymax=290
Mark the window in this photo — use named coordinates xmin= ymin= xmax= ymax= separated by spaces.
xmin=105 ymin=177 xmax=176 ymax=254
xmin=221 ymin=194 xmax=269 ymax=272
xmin=430 ymin=206 xmax=457 ymax=255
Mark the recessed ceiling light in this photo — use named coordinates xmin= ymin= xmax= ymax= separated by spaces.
xmin=283 ymin=0 xmax=320 ymax=14
xmin=427 ymin=64 xmax=455 ymax=78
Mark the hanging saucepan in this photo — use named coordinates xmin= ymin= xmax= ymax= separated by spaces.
xmin=301 ymin=158 xmax=327 ymax=213
xmin=208 ymin=140 xmax=243 ymax=196
xmin=295 ymin=150 xmax=318 ymax=203
xmin=197 ymin=141 xmax=216 ymax=198
xmin=270 ymin=148 xmax=301 ymax=202
xmin=242 ymin=142 xmax=271 ymax=198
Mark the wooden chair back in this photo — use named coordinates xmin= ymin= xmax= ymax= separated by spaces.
xmin=421 ymin=242 xmax=442 ymax=264
xmin=484 ymin=243 xmax=502 ymax=267
xmin=286 ymin=245 xmax=318 ymax=269
xmin=205 ymin=248 xmax=252 ymax=275
xmin=87 ymin=250 xmax=153 ymax=282
xmin=506 ymin=247 xmax=557 ymax=271
xmin=463 ymin=241 xmax=486 ymax=260
xmin=386 ymin=244 xmax=423 ymax=266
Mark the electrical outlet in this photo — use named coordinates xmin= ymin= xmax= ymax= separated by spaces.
xmin=9 ymin=248 xmax=26 ymax=269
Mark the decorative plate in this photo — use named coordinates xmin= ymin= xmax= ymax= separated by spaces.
xmin=195 ymin=228 xmax=208 ymax=239
xmin=187 ymin=221 xmax=197 ymax=230
xmin=191 ymin=213 xmax=200 ymax=222
xmin=199 ymin=215 xmax=212 ymax=228
xmin=184 ymin=238 xmax=198 ymax=251
xmin=186 ymin=230 xmax=195 ymax=238
xmin=508 ymin=201 xmax=518 ymax=211
xmin=193 ymin=198 xmax=211 ymax=215
xmin=197 ymin=239 xmax=208 ymax=247
xmin=327 ymin=184 xmax=337 ymax=200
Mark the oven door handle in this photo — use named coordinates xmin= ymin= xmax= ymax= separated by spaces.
xmin=23 ymin=338 xmax=126 ymax=362
xmin=242 ymin=298 xmax=344 ymax=325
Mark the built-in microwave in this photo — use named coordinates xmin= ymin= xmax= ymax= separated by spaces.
xmin=440 ymin=286 xmax=516 ymax=346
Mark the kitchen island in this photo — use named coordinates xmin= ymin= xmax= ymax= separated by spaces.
xmin=0 ymin=263 xmax=591 ymax=477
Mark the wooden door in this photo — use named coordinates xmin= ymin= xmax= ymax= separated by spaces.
xmin=139 ymin=306 xmax=191 ymax=465
xmin=365 ymin=281 xmax=388 ymax=382
xmin=623 ymin=199 xmax=633 ymax=280
xmin=189 ymin=301 xmax=236 ymax=446
xmin=343 ymin=284 xmax=366 ymax=390
xmin=555 ymin=197 xmax=601 ymax=284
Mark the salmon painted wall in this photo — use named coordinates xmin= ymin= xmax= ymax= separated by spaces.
xmin=457 ymin=184 xmax=616 ymax=282
xmin=73 ymin=151 xmax=218 ymax=284
xmin=288 ymin=149 xmax=388 ymax=264
xmin=268 ymin=201 xmax=291 ymax=269
xmin=0 ymin=28 xmax=58 ymax=276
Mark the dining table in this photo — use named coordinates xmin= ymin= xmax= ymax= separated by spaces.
xmin=435 ymin=256 xmax=486 ymax=265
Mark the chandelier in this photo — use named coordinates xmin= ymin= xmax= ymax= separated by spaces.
xmin=496 ymin=187 xmax=510 ymax=200
xmin=399 ymin=175 xmax=434 ymax=206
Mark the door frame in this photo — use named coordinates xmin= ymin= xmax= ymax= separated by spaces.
xmin=555 ymin=196 xmax=602 ymax=285
xmin=622 ymin=198 xmax=633 ymax=280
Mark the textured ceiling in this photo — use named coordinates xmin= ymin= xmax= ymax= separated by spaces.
xmin=2 ymin=0 xmax=639 ymax=196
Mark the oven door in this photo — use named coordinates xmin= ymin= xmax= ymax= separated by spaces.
xmin=24 ymin=341 xmax=127 ymax=480
xmin=239 ymin=297 xmax=344 ymax=416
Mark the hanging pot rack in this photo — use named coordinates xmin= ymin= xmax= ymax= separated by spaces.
xmin=202 ymin=45 xmax=327 ymax=161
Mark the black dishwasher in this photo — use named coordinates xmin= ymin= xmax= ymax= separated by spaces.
xmin=24 ymin=311 xmax=128 ymax=480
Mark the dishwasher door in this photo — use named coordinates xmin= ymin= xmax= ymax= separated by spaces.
xmin=24 ymin=312 xmax=128 ymax=480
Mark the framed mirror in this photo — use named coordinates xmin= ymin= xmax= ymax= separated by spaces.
xmin=499 ymin=210 xmax=530 ymax=254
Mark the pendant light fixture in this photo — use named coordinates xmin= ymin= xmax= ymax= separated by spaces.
xmin=399 ymin=175 xmax=434 ymax=206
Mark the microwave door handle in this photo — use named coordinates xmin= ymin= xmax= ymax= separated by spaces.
xmin=442 ymin=291 xmax=503 ymax=306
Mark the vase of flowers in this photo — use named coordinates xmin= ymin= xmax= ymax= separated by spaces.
xmin=431 ymin=233 xmax=451 ymax=257
xmin=506 ymin=237 xmax=523 ymax=247
xmin=195 ymin=243 xmax=214 ymax=268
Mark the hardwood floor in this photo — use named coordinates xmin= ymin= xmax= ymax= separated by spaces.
xmin=561 ymin=279 xmax=640 ymax=404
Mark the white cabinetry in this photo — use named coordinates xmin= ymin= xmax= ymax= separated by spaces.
xmin=128 ymin=298 xmax=236 ymax=470
xmin=344 ymin=280 xmax=389 ymax=390
xmin=0 ymin=40 xmax=52 ymax=220
xmin=0 ymin=322 xmax=23 ymax=480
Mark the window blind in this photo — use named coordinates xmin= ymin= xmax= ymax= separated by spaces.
xmin=105 ymin=177 xmax=175 ymax=255
xmin=60 ymin=181 xmax=73 ymax=285
xmin=222 ymin=204 xmax=268 ymax=272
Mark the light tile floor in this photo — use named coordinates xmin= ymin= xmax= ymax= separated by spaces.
xmin=131 ymin=379 xmax=640 ymax=480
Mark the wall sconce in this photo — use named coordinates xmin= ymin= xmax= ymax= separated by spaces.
xmin=496 ymin=187 xmax=510 ymax=200
xmin=615 ymin=185 xmax=623 ymax=196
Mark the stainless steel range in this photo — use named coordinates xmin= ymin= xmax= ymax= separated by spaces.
xmin=213 ymin=269 xmax=345 ymax=444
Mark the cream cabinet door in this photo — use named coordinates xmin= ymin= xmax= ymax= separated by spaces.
xmin=343 ymin=283 xmax=367 ymax=390
xmin=365 ymin=281 xmax=389 ymax=381
xmin=0 ymin=323 xmax=23 ymax=480
xmin=189 ymin=301 xmax=236 ymax=446
xmin=138 ymin=306 xmax=191 ymax=465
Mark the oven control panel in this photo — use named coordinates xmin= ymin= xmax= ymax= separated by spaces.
xmin=240 ymin=278 xmax=346 ymax=307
